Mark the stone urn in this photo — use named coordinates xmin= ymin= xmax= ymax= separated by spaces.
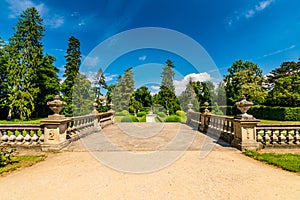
xmin=235 ymin=95 xmax=254 ymax=119
xmin=203 ymin=102 xmax=211 ymax=114
xmin=47 ymin=95 xmax=66 ymax=119
xmin=187 ymin=103 xmax=193 ymax=112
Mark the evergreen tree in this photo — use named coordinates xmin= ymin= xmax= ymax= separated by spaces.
xmin=0 ymin=37 xmax=8 ymax=119
xmin=154 ymin=60 xmax=180 ymax=114
xmin=61 ymin=36 xmax=81 ymax=116
xmin=93 ymin=68 xmax=107 ymax=98
xmin=161 ymin=59 xmax=175 ymax=92
xmin=5 ymin=7 xmax=46 ymax=120
xmin=178 ymin=78 xmax=199 ymax=111
xmin=112 ymin=67 xmax=134 ymax=111
xmin=132 ymin=86 xmax=152 ymax=108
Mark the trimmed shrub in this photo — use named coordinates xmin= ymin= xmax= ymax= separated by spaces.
xmin=115 ymin=110 xmax=130 ymax=116
xmin=158 ymin=112 xmax=166 ymax=118
xmin=121 ymin=115 xmax=139 ymax=122
xmin=165 ymin=115 xmax=181 ymax=122
xmin=176 ymin=110 xmax=186 ymax=117
xmin=137 ymin=111 xmax=147 ymax=117
xmin=139 ymin=115 xmax=146 ymax=122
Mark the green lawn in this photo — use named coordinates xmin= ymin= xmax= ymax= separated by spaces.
xmin=258 ymin=119 xmax=300 ymax=124
xmin=0 ymin=155 xmax=46 ymax=175
xmin=0 ymin=118 xmax=45 ymax=124
xmin=243 ymin=150 xmax=300 ymax=173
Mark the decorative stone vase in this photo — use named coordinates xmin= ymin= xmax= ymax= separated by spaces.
xmin=47 ymin=95 xmax=66 ymax=120
xmin=235 ymin=95 xmax=254 ymax=119
xmin=187 ymin=103 xmax=193 ymax=112
xmin=203 ymin=102 xmax=211 ymax=114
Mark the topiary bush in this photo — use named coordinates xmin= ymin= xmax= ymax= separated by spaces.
xmin=121 ymin=115 xmax=139 ymax=122
xmin=137 ymin=111 xmax=147 ymax=117
xmin=115 ymin=110 xmax=130 ymax=116
xmin=139 ymin=115 xmax=146 ymax=122
xmin=176 ymin=110 xmax=186 ymax=117
xmin=0 ymin=146 xmax=17 ymax=167
xmin=165 ymin=115 xmax=181 ymax=122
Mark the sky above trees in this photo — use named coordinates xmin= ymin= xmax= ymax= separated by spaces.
xmin=1 ymin=0 xmax=299 ymax=95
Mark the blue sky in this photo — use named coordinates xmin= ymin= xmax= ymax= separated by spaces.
xmin=1 ymin=0 xmax=300 ymax=94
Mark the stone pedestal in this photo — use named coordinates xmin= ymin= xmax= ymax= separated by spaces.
xmin=146 ymin=113 xmax=157 ymax=122
xmin=41 ymin=116 xmax=70 ymax=151
xmin=231 ymin=119 xmax=260 ymax=151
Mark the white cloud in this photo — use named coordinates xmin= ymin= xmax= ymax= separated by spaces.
xmin=105 ymin=74 xmax=118 ymax=82
xmin=244 ymin=0 xmax=275 ymax=19
xmin=44 ymin=14 xmax=64 ymax=29
xmin=151 ymin=85 xmax=160 ymax=91
xmin=138 ymin=55 xmax=147 ymax=61
xmin=83 ymin=56 xmax=99 ymax=67
xmin=173 ymin=72 xmax=211 ymax=95
xmin=6 ymin=0 xmax=64 ymax=29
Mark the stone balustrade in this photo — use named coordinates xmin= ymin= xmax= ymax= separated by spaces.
xmin=0 ymin=124 xmax=44 ymax=146
xmin=256 ymin=124 xmax=300 ymax=148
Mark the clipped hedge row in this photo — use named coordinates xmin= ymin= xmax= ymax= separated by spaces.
xmin=218 ymin=105 xmax=300 ymax=121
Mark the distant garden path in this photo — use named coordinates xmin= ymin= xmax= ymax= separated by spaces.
xmin=0 ymin=123 xmax=299 ymax=199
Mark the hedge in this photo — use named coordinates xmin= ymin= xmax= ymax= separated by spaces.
xmin=165 ymin=115 xmax=181 ymax=122
xmin=121 ymin=115 xmax=139 ymax=122
xmin=218 ymin=105 xmax=300 ymax=121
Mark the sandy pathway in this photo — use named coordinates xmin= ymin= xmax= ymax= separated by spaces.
xmin=0 ymin=123 xmax=299 ymax=200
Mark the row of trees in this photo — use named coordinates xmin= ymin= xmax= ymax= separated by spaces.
xmin=0 ymin=7 xmax=94 ymax=120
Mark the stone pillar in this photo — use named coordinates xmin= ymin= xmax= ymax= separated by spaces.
xmin=231 ymin=96 xmax=260 ymax=151
xmin=231 ymin=119 xmax=260 ymax=151
xmin=199 ymin=102 xmax=211 ymax=133
xmin=41 ymin=95 xmax=70 ymax=151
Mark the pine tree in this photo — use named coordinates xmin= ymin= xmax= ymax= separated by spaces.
xmin=154 ymin=60 xmax=180 ymax=114
xmin=178 ymin=78 xmax=199 ymax=111
xmin=61 ymin=36 xmax=81 ymax=116
xmin=0 ymin=37 xmax=9 ymax=119
xmin=5 ymin=7 xmax=46 ymax=120
xmin=161 ymin=59 xmax=175 ymax=92
xmin=93 ymin=68 xmax=107 ymax=98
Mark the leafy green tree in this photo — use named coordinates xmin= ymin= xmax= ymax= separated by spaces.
xmin=267 ymin=60 xmax=300 ymax=107
xmin=5 ymin=7 xmax=47 ymax=120
xmin=224 ymin=60 xmax=267 ymax=105
xmin=132 ymin=86 xmax=152 ymax=108
xmin=61 ymin=36 xmax=81 ymax=116
xmin=192 ymin=81 xmax=215 ymax=106
xmin=105 ymin=84 xmax=115 ymax=104
xmin=178 ymin=78 xmax=199 ymax=111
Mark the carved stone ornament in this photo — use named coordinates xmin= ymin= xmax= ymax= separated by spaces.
xmin=47 ymin=95 xmax=66 ymax=116
xmin=235 ymin=95 xmax=255 ymax=119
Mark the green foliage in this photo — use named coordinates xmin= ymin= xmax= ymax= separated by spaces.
xmin=0 ymin=146 xmax=17 ymax=167
xmin=121 ymin=115 xmax=139 ymax=122
xmin=264 ymin=59 xmax=300 ymax=107
xmin=154 ymin=86 xmax=180 ymax=115
xmin=128 ymin=98 xmax=143 ymax=113
xmin=157 ymin=112 xmax=166 ymax=118
xmin=224 ymin=60 xmax=267 ymax=105
xmin=211 ymin=102 xmax=224 ymax=115
xmin=248 ymin=105 xmax=300 ymax=121
xmin=72 ymin=73 xmax=94 ymax=116
xmin=115 ymin=110 xmax=130 ymax=116
xmin=112 ymin=68 xmax=135 ymax=112
xmin=178 ymin=79 xmax=199 ymax=111
xmin=137 ymin=111 xmax=147 ymax=117
xmin=132 ymin=86 xmax=152 ymax=108
xmin=165 ymin=115 xmax=181 ymax=122
xmin=191 ymin=81 xmax=216 ymax=108
xmin=139 ymin=115 xmax=146 ymax=122
xmin=244 ymin=150 xmax=300 ymax=172
xmin=4 ymin=7 xmax=47 ymax=120
xmin=216 ymin=82 xmax=227 ymax=106
xmin=161 ymin=60 xmax=175 ymax=92
xmin=176 ymin=110 xmax=186 ymax=117
xmin=93 ymin=68 xmax=107 ymax=98
xmin=61 ymin=36 xmax=81 ymax=116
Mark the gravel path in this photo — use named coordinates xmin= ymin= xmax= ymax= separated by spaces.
xmin=0 ymin=123 xmax=299 ymax=200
